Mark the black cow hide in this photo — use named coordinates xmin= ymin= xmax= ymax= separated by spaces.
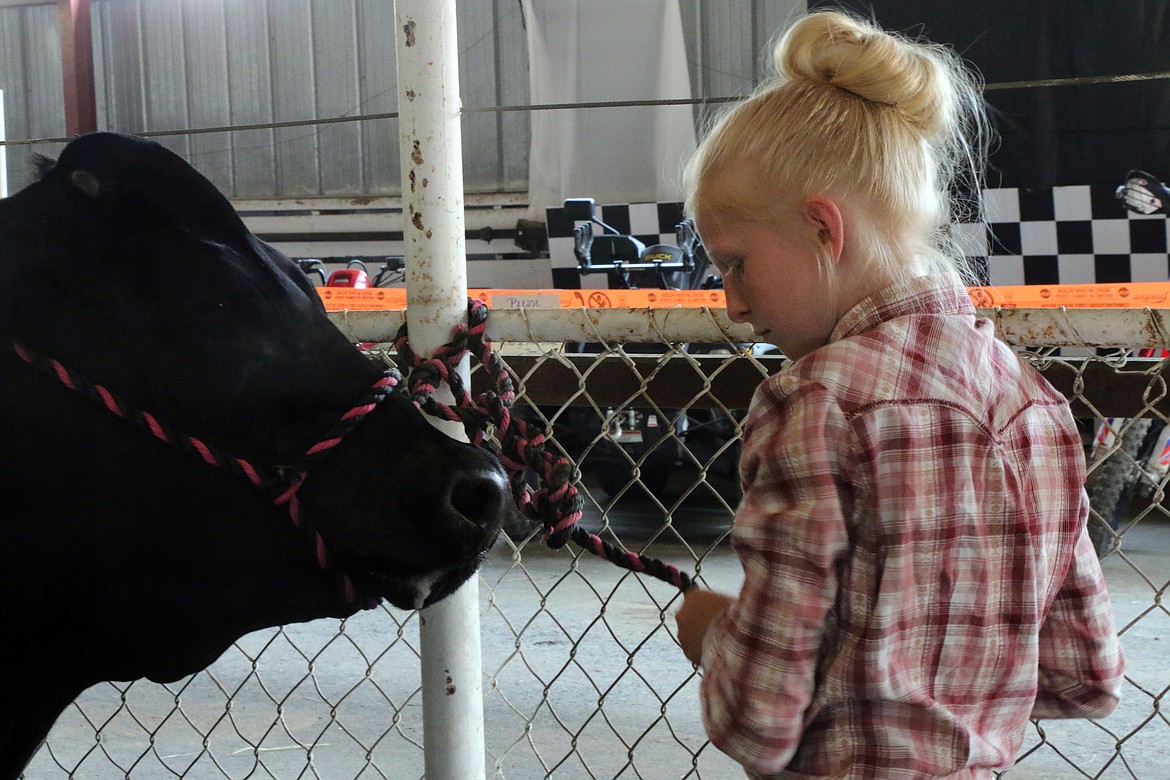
xmin=0 ymin=132 xmax=511 ymax=778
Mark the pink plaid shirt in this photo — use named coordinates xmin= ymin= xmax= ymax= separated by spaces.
xmin=700 ymin=275 xmax=1125 ymax=779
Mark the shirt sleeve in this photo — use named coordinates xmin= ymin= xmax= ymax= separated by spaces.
xmin=1031 ymin=502 xmax=1126 ymax=720
xmin=698 ymin=380 xmax=852 ymax=776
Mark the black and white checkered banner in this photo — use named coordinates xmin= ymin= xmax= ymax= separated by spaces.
xmin=547 ymin=185 xmax=1170 ymax=289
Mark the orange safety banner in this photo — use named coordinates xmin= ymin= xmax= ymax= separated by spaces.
xmin=317 ymin=287 xmax=407 ymax=310
xmin=318 ymin=283 xmax=1170 ymax=312
xmin=318 ymin=287 xmax=727 ymax=311
xmin=967 ymin=282 xmax=1170 ymax=309
xmin=475 ymin=288 xmax=729 ymax=309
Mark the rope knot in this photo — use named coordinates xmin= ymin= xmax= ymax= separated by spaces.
xmin=271 ymin=468 xmax=306 ymax=506
xmin=383 ymin=298 xmax=692 ymax=592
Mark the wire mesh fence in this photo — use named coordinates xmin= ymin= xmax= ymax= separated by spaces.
xmin=21 ymin=306 xmax=1170 ymax=779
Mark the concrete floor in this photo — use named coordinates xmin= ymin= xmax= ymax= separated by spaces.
xmin=20 ymin=480 xmax=1170 ymax=779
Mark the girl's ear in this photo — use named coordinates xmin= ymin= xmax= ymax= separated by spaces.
xmin=803 ymin=196 xmax=845 ymax=264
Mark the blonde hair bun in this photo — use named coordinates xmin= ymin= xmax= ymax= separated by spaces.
xmin=777 ymin=10 xmax=965 ymax=141
xmin=685 ymin=8 xmax=990 ymax=285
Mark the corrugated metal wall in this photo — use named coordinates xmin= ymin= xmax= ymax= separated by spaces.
xmin=0 ymin=0 xmax=802 ymax=199
xmin=680 ymin=0 xmax=805 ymax=130
xmin=0 ymin=1 xmax=66 ymax=174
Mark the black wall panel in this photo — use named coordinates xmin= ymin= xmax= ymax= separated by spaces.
xmin=810 ymin=1 xmax=1170 ymax=188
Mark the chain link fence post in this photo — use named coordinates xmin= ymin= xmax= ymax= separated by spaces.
xmin=393 ymin=2 xmax=485 ymax=778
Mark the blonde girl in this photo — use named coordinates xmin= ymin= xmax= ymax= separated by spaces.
xmin=675 ymin=10 xmax=1125 ymax=779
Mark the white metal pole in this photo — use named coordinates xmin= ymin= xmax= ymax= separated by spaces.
xmin=392 ymin=3 xmax=485 ymax=779
xmin=1 ymin=90 xmax=8 ymax=198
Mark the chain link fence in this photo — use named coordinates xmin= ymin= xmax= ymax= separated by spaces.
xmin=22 ymin=306 xmax=1170 ymax=779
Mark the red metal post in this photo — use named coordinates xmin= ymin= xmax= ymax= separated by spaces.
xmin=59 ymin=0 xmax=98 ymax=136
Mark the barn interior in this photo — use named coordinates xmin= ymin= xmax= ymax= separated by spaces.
xmin=2 ymin=1 xmax=1169 ymax=778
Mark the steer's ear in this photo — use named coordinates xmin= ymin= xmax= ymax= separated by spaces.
xmin=69 ymin=169 xmax=103 ymax=200
xmin=33 ymin=153 xmax=56 ymax=178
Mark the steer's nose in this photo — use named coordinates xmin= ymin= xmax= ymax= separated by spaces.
xmin=447 ymin=464 xmax=510 ymax=531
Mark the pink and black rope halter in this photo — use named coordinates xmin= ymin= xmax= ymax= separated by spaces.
xmin=391 ymin=299 xmax=695 ymax=592
xmin=13 ymin=298 xmax=695 ymax=600
xmin=12 ymin=341 xmax=398 ymax=609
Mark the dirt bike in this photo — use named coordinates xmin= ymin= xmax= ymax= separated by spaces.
xmin=296 ymin=257 xmax=405 ymax=288
xmin=560 ymin=198 xmax=744 ymax=503
xmin=1083 ymin=171 xmax=1170 ymax=555
xmin=1115 ymin=170 xmax=1170 ymax=215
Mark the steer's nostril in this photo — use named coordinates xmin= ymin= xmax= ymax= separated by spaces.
xmin=449 ymin=473 xmax=505 ymax=527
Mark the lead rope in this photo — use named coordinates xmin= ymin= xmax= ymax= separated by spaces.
xmin=390 ymin=299 xmax=694 ymax=592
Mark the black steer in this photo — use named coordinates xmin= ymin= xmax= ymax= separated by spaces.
xmin=0 ymin=132 xmax=510 ymax=778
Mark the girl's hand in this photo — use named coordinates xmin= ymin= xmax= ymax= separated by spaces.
xmin=675 ymin=588 xmax=736 ymax=666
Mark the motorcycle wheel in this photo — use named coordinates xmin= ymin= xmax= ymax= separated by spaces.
xmin=1086 ymin=417 xmax=1153 ymax=557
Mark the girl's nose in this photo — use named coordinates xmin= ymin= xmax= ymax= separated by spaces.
xmin=724 ymin=283 xmax=750 ymax=324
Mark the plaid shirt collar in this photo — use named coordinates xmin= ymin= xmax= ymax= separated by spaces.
xmin=831 ymin=274 xmax=976 ymax=344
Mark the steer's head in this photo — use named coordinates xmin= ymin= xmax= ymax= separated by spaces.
xmin=298 ymin=392 xmax=512 ymax=610
xmin=3 ymin=132 xmax=513 ymax=611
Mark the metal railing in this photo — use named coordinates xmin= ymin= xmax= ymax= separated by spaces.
xmin=24 ymin=306 xmax=1170 ymax=779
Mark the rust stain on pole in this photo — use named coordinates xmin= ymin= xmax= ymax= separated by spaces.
xmin=59 ymin=0 xmax=98 ymax=136
xmin=1142 ymin=315 xmax=1162 ymax=345
xmin=411 ymin=140 xmax=424 ymax=166
xmin=402 ymin=19 xmax=416 ymax=46
xmin=412 ymin=212 xmax=426 ymax=231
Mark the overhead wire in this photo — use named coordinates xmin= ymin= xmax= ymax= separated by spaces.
xmin=4 ymin=70 xmax=1170 ymax=148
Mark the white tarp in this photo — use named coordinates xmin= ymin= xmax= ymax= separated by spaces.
xmin=522 ymin=0 xmax=697 ymax=217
